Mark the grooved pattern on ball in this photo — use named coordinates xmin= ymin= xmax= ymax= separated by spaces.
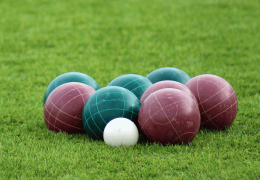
xmin=140 ymin=80 xmax=198 ymax=104
xmin=185 ymin=74 xmax=238 ymax=129
xmin=107 ymin=74 xmax=152 ymax=99
xmin=138 ymin=89 xmax=201 ymax=145
xmin=82 ymin=86 xmax=141 ymax=140
xmin=44 ymin=82 xmax=95 ymax=134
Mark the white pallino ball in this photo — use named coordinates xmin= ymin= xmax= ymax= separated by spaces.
xmin=103 ymin=117 xmax=139 ymax=148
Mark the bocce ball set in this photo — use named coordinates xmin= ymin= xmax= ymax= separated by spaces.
xmin=43 ymin=67 xmax=238 ymax=148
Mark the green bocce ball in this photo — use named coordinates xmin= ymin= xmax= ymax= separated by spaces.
xmin=146 ymin=67 xmax=191 ymax=84
xmin=107 ymin=74 xmax=152 ymax=99
xmin=82 ymin=86 xmax=141 ymax=140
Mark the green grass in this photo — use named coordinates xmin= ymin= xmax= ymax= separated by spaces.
xmin=0 ymin=0 xmax=259 ymax=179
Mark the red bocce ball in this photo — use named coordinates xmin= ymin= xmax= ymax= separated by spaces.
xmin=138 ymin=88 xmax=201 ymax=145
xmin=140 ymin=80 xmax=198 ymax=104
xmin=185 ymin=74 xmax=238 ymax=130
xmin=44 ymin=82 xmax=95 ymax=134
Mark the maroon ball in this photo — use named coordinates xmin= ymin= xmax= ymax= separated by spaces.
xmin=44 ymin=82 xmax=95 ymax=134
xmin=138 ymin=88 xmax=201 ymax=145
xmin=185 ymin=74 xmax=238 ymax=130
xmin=140 ymin=80 xmax=198 ymax=104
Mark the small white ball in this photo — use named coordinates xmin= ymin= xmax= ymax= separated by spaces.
xmin=103 ymin=117 xmax=139 ymax=148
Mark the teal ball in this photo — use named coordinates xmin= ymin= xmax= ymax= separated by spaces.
xmin=146 ymin=67 xmax=191 ymax=84
xmin=107 ymin=74 xmax=152 ymax=99
xmin=82 ymin=86 xmax=141 ymax=140
xmin=44 ymin=72 xmax=100 ymax=104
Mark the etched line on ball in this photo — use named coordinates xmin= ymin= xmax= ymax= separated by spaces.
xmin=95 ymin=91 xmax=107 ymax=124
xmin=44 ymin=107 xmax=84 ymax=130
xmin=85 ymin=109 xmax=102 ymax=140
xmin=49 ymin=89 xmax=87 ymax=130
xmin=171 ymin=132 xmax=196 ymax=144
xmin=142 ymin=99 xmax=186 ymax=126
xmin=198 ymin=78 xmax=236 ymax=127
xmin=84 ymin=98 xmax=136 ymax=110
xmin=71 ymin=84 xmax=87 ymax=103
xmin=84 ymin=108 xmax=139 ymax=122
xmin=202 ymin=100 xmax=238 ymax=125
xmin=47 ymin=86 xmax=78 ymax=129
xmin=121 ymin=90 xmax=125 ymax=117
xmin=44 ymin=112 xmax=63 ymax=131
xmin=227 ymin=88 xmax=238 ymax=126
xmin=200 ymin=91 xmax=236 ymax=115
xmin=198 ymin=81 xmax=230 ymax=105
xmin=197 ymin=76 xmax=220 ymax=129
xmin=154 ymin=93 xmax=183 ymax=142
xmin=130 ymin=83 xmax=151 ymax=94
xmin=49 ymin=93 xmax=91 ymax=121
xmin=130 ymin=94 xmax=135 ymax=120
xmin=126 ymin=77 xmax=146 ymax=92
xmin=84 ymin=104 xmax=103 ymax=137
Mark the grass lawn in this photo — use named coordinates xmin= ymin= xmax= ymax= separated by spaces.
xmin=0 ymin=0 xmax=259 ymax=179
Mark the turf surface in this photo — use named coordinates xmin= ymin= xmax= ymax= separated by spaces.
xmin=0 ymin=0 xmax=259 ymax=179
